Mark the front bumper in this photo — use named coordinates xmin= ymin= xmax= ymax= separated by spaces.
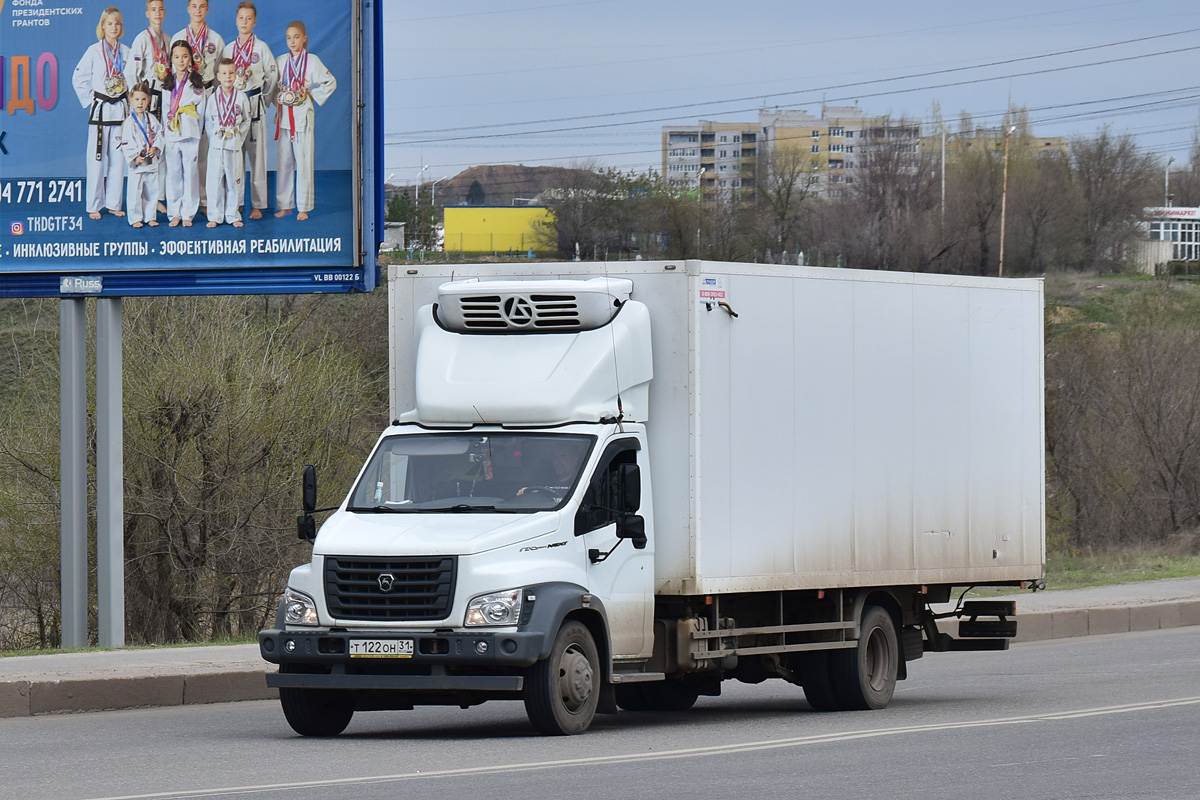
xmin=259 ymin=628 xmax=545 ymax=692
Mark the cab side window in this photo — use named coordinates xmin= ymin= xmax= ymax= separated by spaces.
xmin=575 ymin=439 xmax=639 ymax=536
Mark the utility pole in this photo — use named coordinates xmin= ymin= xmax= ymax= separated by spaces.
xmin=998 ymin=125 xmax=1016 ymax=278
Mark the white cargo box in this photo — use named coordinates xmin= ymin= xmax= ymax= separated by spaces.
xmin=389 ymin=261 xmax=1045 ymax=596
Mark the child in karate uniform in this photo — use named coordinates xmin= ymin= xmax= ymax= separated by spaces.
xmin=221 ymin=1 xmax=277 ymax=219
xmin=120 ymin=82 xmax=163 ymax=227
xmin=274 ymin=20 xmax=336 ymax=221
xmin=161 ymin=40 xmax=207 ymax=227
xmin=125 ymin=0 xmax=170 ymax=212
xmin=72 ymin=6 xmax=132 ymax=219
xmin=204 ymin=58 xmax=250 ymax=227
xmin=173 ymin=0 xmax=225 ymax=210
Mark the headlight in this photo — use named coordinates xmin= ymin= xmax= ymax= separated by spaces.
xmin=283 ymin=587 xmax=319 ymax=626
xmin=465 ymin=589 xmax=523 ymax=627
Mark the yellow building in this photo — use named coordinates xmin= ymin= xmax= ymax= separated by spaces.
xmin=443 ymin=206 xmax=555 ymax=253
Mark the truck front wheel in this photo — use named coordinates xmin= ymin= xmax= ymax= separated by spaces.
xmin=523 ymin=621 xmax=600 ymax=735
xmin=278 ymin=666 xmax=356 ymax=737
xmin=831 ymin=604 xmax=899 ymax=710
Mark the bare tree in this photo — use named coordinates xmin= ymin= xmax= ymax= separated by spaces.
xmin=1071 ymin=127 xmax=1159 ymax=271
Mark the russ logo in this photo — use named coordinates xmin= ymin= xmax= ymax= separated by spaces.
xmin=10 ymin=222 xmax=24 ymax=236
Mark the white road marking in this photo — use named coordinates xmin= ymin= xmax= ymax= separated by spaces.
xmin=86 ymin=696 xmax=1200 ymax=800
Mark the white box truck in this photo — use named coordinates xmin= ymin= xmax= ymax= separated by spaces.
xmin=260 ymin=260 xmax=1045 ymax=736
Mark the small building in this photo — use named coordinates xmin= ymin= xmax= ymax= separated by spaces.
xmin=443 ymin=206 xmax=555 ymax=253
xmin=381 ymin=221 xmax=405 ymax=251
xmin=1145 ymin=207 xmax=1200 ymax=262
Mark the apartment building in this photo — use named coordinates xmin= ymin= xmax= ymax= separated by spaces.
xmin=663 ymin=106 xmax=922 ymax=201
xmin=662 ymin=121 xmax=759 ymax=200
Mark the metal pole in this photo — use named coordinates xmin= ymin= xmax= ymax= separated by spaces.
xmin=59 ymin=298 xmax=88 ymax=649
xmin=1166 ymin=156 xmax=1175 ymax=207
xmin=96 ymin=297 xmax=125 ymax=648
xmin=941 ymin=131 xmax=946 ymax=226
xmin=999 ymin=127 xmax=1014 ymax=278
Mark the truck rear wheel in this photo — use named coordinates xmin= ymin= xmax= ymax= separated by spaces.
xmin=523 ymin=621 xmax=600 ymax=735
xmin=799 ymin=652 xmax=840 ymax=712
xmin=278 ymin=666 xmax=356 ymax=737
xmin=831 ymin=605 xmax=899 ymax=710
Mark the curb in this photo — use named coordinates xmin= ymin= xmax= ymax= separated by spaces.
xmin=0 ymin=671 xmax=278 ymax=719
xmin=2 ymin=600 xmax=1198 ymax=719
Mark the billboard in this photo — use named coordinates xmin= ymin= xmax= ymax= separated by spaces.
xmin=0 ymin=0 xmax=382 ymax=297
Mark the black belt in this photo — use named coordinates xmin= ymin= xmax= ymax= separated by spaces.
xmin=90 ymin=91 xmax=127 ymax=160
xmin=246 ymin=87 xmax=264 ymax=123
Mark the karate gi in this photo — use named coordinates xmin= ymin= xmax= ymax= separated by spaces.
xmin=274 ymin=50 xmax=336 ymax=214
xmin=160 ymin=79 xmax=206 ymax=222
xmin=173 ymin=24 xmax=226 ymax=207
xmin=120 ymin=111 xmax=163 ymax=225
xmin=222 ymin=34 xmax=278 ymax=212
xmin=73 ymin=40 xmax=132 ymax=214
xmin=204 ymin=88 xmax=251 ymax=224
xmin=124 ymin=27 xmax=170 ymax=202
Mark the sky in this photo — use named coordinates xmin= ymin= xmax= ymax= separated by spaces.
xmin=382 ymin=0 xmax=1200 ymax=186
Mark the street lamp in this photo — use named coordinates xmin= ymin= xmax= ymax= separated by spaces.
xmin=415 ymin=164 xmax=429 ymax=201
xmin=998 ymin=125 xmax=1016 ymax=278
xmin=940 ymin=130 xmax=966 ymax=227
xmin=1166 ymin=156 xmax=1176 ymax=207
xmin=430 ymin=176 xmax=447 ymax=206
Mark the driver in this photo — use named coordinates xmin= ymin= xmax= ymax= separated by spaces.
xmin=517 ymin=441 xmax=579 ymax=496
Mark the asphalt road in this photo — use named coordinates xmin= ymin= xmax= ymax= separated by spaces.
xmin=4 ymin=627 xmax=1198 ymax=800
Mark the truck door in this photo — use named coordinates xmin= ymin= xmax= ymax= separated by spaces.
xmin=577 ymin=437 xmax=654 ymax=660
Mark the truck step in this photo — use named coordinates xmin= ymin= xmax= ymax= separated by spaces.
xmin=925 ymin=633 xmax=1011 ymax=652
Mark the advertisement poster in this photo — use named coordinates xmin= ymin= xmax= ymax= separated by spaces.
xmin=0 ymin=0 xmax=376 ymax=296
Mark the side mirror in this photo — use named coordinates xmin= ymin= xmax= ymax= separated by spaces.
xmin=617 ymin=514 xmax=647 ymax=549
xmin=297 ymin=514 xmax=316 ymax=542
xmin=302 ymin=464 xmax=317 ymax=514
xmin=618 ymin=463 xmax=641 ymax=512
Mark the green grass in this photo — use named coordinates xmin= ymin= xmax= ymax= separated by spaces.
xmin=1040 ymin=552 xmax=1200 ymax=591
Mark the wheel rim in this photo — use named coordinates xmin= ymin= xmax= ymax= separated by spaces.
xmin=558 ymin=643 xmax=594 ymax=713
xmin=864 ymin=627 xmax=892 ymax=693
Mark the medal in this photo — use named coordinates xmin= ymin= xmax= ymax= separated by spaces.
xmin=102 ymin=40 xmax=126 ymax=96
xmin=281 ymin=50 xmax=308 ymax=106
xmin=233 ymin=35 xmax=255 ymax=87
xmin=216 ymin=88 xmax=237 ymax=138
xmin=187 ymin=23 xmax=208 ymax=70
xmin=167 ymin=79 xmax=185 ymax=132
xmin=148 ymin=28 xmax=168 ymax=84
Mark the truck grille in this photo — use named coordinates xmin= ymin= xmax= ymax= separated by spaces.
xmin=324 ymin=556 xmax=456 ymax=622
xmin=456 ymin=293 xmax=583 ymax=330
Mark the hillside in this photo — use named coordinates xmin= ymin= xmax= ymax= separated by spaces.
xmin=427 ymin=165 xmax=594 ymax=207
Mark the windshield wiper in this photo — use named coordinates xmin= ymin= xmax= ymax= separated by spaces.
xmin=348 ymin=505 xmax=421 ymax=513
xmin=426 ymin=503 xmax=497 ymax=512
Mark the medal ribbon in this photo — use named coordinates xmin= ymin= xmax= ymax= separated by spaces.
xmin=217 ymin=89 xmax=236 ymax=128
xmin=278 ymin=50 xmax=308 ymax=140
xmin=168 ymin=79 xmax=185 ymax=126
xmin=133 ymin=111 xmax=153 ymax=148
xmin=233 ymin=34 xmax=255 ymax=72
xmin=103 ymin=40 xmax=124 ymax=78
xmin=283 ymin=50 xmax=307 ymax=91
xmin=148 ymin=28 xmax=167 ymax=74
xmin=187 ymin=23 xmax=208 ymax=64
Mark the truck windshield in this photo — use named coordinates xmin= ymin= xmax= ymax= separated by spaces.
xmin=346 ymin=433 xmax=594 ymax=513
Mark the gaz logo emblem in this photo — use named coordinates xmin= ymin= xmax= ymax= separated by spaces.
xmin=502 ymin=295 xmax=534 ymax=327
xmin=377 ymin=572 xmax=395 ymax=593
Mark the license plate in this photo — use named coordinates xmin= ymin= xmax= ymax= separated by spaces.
xmin=348 ymin=638 xmax=414 ymax=658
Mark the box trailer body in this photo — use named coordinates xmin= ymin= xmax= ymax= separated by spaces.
xmin=261 ymin=260 xmax=1045 ymax=736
